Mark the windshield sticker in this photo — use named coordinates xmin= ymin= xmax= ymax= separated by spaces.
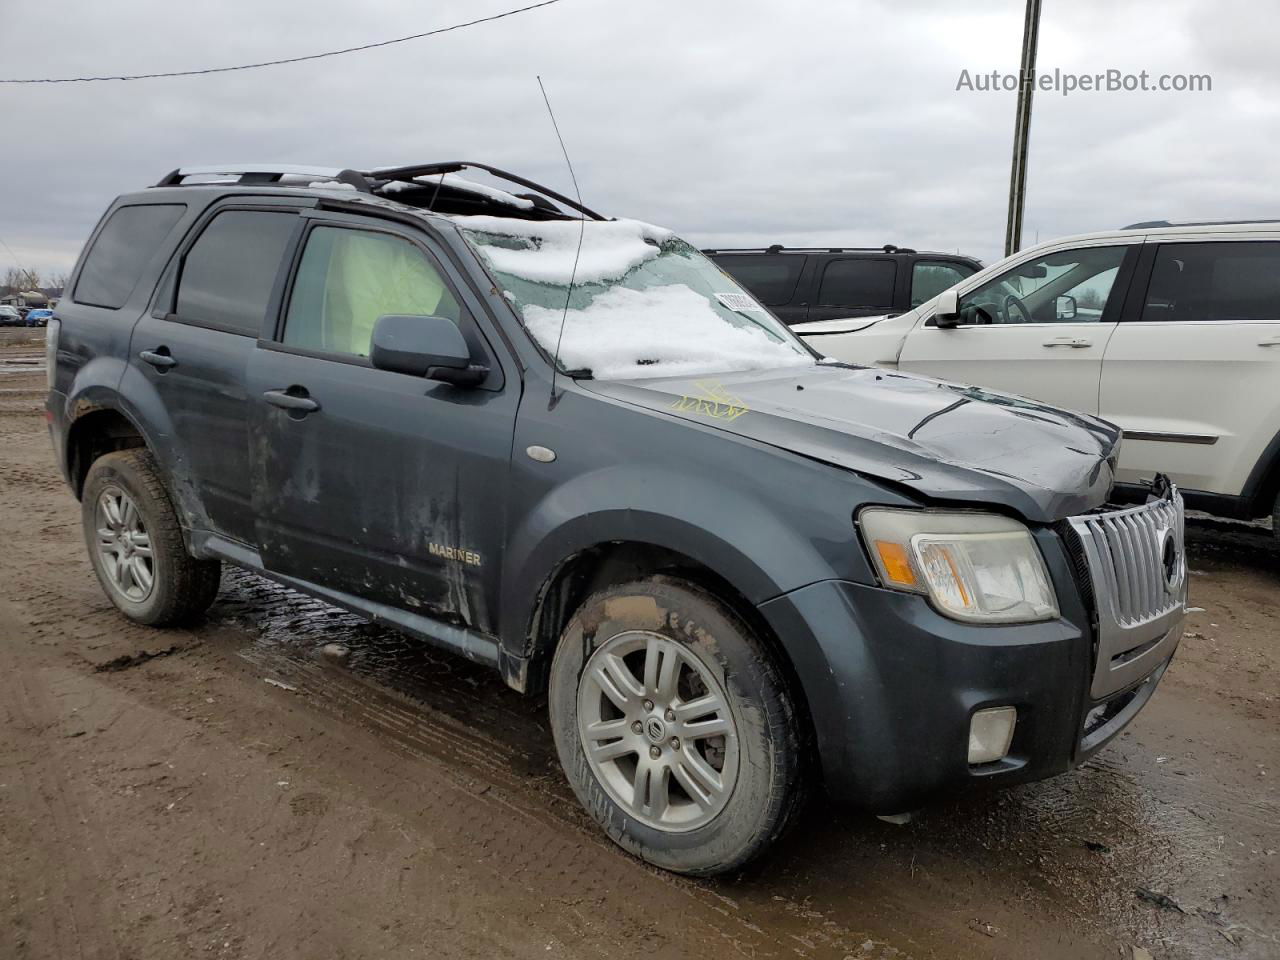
xmin=671 ymin=380 xmax=750 ymax=422
xmin=715 ymin=292 xmax=767 ymax=313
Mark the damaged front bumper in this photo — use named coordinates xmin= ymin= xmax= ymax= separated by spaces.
xmin=756 ymin=499 xmax=1186 ymax=813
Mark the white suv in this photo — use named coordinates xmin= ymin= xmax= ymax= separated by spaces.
xmin=794 ymin=220 xmax=1280 ymax=533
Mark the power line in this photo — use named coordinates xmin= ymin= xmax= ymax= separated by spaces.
xmin=0 ymin=0 xmax=566 ymax=84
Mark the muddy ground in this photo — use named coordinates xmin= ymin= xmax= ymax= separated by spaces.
xmin=1 ymin=338 xmax=1275 ymax=960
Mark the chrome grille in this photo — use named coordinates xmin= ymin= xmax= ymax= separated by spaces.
xmin=1067 ymin=491 xmax=1186 ymax=699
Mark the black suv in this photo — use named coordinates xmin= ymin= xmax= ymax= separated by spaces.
xmin=706 ymin=245 xmax=982 ymax=325
xmin=48 ymin=162 xmax=1185 ymax=876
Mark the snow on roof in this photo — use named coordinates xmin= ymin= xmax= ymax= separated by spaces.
xmin=380 ymin=173 xmax=536 ymax=210
xmin=455 ymin=216 xmax=674 ymax=286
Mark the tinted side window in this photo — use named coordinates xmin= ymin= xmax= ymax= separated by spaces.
xmin=1142 ymin=242 xmax=1280 ymax=322
xmin=176 ymin=210 xmax=297 ymax=335
xmin=282 ymin=226 xmax=465 ymax=357
xmin=712 ymin=254 xmax=805 ymax=306
xmin=74 ymin=204 xmax=186 ymax=309
xmin=818 ymin=259 xmax=897 ymax=307
xmin=911 ymin=261 xmax=975 ymax=307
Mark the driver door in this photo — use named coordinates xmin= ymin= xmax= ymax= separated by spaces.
xmin=897 ymin=243 xmax=1137 ymax=414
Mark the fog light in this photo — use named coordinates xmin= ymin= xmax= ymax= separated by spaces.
xmin=968 ymin=706 xmax=1017 ymax=764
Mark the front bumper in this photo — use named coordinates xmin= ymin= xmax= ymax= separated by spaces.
xmin=757 ymin=576 xmax=1178 ymax=813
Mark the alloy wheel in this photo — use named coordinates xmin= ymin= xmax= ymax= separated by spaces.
xmin=577 ymin=630 xmax=739 ymax=832
xmin=95 ymin=485 xmax=155 ymax=603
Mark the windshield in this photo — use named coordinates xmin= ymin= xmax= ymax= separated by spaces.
xmin=457 ymin=216 xmax=814 ymax=380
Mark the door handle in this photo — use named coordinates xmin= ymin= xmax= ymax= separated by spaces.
xmin=139 ymin=348 xmax=177 ymax=369
xmin=1042 ymin=337 xmax=1091 ymax=348
xmin=1258 ymin=338 xmax=1280 ymax=346
xmin=263 ymin=388 xmax=320 ymax=413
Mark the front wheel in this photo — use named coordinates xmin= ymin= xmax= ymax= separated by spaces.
xmin=548 ymin=576 xmax=802 ymax=876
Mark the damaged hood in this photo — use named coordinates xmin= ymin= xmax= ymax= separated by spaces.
xmin=582 ymin=364 xmax=1121 ymax=523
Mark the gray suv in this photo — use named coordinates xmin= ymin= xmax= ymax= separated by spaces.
xmin=47 ymin=162 xmax=1187 ymax=875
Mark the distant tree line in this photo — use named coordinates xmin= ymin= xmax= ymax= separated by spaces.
xmin=1 ymin=267 xmax=68 ymax=297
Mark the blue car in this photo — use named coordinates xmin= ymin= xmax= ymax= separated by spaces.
xmin=25 ymin=309 xmax=53 ymax=327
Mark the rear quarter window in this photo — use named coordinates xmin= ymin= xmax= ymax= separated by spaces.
xmin=73 ymin=204 xmax=187 ymax=309
xmin=712 ymin=254 xmax=805 ymax=306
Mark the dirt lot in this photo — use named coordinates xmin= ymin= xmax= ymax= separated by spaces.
xmin=1 ymin=338 xmax=1276 ymax=960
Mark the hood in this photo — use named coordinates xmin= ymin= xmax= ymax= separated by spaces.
xmin=582 ymin=364 xmax=1121 ymax=523
xmin=791 ymin=315 xmax=891 ymax=336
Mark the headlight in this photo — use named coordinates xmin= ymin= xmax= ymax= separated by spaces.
xmin=858 ymin=507 xmax=1058 ymax=623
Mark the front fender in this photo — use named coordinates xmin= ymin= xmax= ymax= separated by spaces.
xmin=501 ymin=462 xmax=832 ymax=652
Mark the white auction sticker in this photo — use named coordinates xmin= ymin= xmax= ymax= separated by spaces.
xmin=716 ymin=292 xmax=766 ymax=312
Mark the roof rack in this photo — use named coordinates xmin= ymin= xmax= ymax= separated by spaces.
xmin=1122 ymin=218 xmax=1280 ymax=230
xmin=155 ymin=161 xmax=606 ymax=220
xmin=368 ymin=162 xmax=605 ymax=221
xmin=156 ymin=164 xmax=372 ymax=192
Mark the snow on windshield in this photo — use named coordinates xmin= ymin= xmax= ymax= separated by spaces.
xmin=456 ymin=216 xmax=671 ymax=284
xmin=458 ymin=217 xmax=813 ymax=381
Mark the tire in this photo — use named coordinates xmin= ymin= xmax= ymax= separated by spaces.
xmin=1273 ymin=492 xmax=1280 ymax=541
xmin=81 ymin=449 xmax=221 ymax=626
xmin=548 ymin=576 xmax=802 ymax=876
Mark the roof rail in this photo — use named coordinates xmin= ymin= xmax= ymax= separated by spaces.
xmin=1122 ymin=218 xmax=1280 ymax=230
xmin=367 ymin=161 xmax=606 ymax=221
xmin=156 ymin=164 xmax=372 ymax=192
xmin=155 ymin=160 xmax=606 ymax=220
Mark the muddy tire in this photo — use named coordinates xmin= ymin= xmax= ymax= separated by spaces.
xmin=1273 ymin=492 xmax=1280 ymax=540
xmin=81 ymin=449 xmax=221 ymax=626
xmin=548 ymin=576 xmax=802 ymax=876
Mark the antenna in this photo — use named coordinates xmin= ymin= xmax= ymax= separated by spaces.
xmin=537 ymin=75 xmax=586 ymax=408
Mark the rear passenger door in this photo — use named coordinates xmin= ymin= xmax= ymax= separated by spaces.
xmin=247 ymin=211 xmax=517 ymax=635
xmin=805 ymin=256 xmax=898 ymax=322
xmin=129 ymin=202 xmax=302 ymax=546
xmin=1101 ymin=238 xmax=1280 ymax=497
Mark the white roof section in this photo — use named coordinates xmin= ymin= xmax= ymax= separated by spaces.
xmin=175 ymin=163 xmax=348 ymax=178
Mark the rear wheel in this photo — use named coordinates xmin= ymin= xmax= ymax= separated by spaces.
xmin=548 ymin=576 xmax=802 ymax=876
xmin=82 ymin=449 xmax=221 ymax=626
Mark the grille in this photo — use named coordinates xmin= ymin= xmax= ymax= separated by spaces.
xmin=1066 ymin=492 xmax=1186 ymax=699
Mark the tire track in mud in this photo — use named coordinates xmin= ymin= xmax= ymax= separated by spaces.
xmin=210 ymin=570 xmax=913 ymax=959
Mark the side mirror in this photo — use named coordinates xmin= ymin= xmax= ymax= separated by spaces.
xmin=1055 ymin=294 xmax=1078 ymax=320
xmin=934 ymin=289 xmax=961 ymax=329
xmin=370 ymin=314 xmax=488 ymax=386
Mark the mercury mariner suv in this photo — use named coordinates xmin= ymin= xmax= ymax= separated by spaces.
xmin=47 ymin=162 xmax=1187 ymax=875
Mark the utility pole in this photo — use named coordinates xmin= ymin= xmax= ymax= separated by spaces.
xmin=1005 ymin=0 xmax=1043 ymax=257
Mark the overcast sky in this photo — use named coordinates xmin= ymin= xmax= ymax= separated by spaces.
xmin=2 ymin=0 xmax=1277 ymax=278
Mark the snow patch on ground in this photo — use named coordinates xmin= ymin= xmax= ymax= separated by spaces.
xmin=523 ymin=284 xmax=812 ymax=380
